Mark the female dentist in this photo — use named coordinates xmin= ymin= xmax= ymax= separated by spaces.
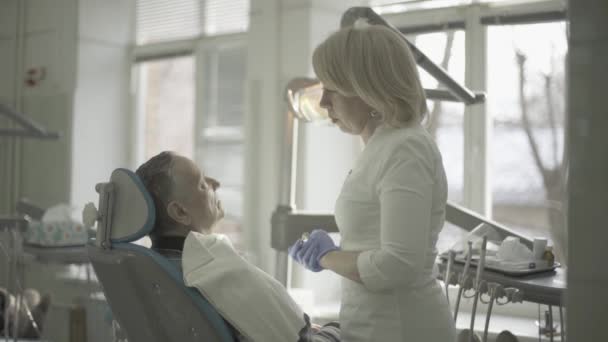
xmin=288 ymin=19 xmax=457 ymax=341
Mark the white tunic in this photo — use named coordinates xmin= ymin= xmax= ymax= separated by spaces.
xmin=336 ymin=124 xmax=456 ymax=342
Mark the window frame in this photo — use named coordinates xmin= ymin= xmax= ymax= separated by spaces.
xmin=131 ymin=29 xmax=249 ymax=228
xmin=383 ymin=0 xmax=566 ymax=215
xmin=195 ymin=34 xmax=248 ymax=222
xmin=194 ymin=33 xmax=248 ymax=142
xmin=379 ymin=0 xmax=566 ymax=325
xmin=131 ymin=31 xmax=248 ymax=164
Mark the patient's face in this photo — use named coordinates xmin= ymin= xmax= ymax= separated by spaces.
xmin=171 ymin=156 xmax=224 ymax=232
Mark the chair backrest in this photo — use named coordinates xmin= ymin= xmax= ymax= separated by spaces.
xmin=87 ymin=168 xmax=234 ymax=342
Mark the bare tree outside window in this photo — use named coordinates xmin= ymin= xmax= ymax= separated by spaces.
xmin=514 ymin=46 xmax=568 ymax=262
xmin=411 ymin=31 xmax=466 ymax=205
xmin=414 ymin=25 xmax=567 ymax=262
xmin=409 ymin=31 xmax=468 ymax=253
xmin=426 ymin=31 xmax=456 ymax=138
xmin=488 ymin=23 xmax=568 ymax=263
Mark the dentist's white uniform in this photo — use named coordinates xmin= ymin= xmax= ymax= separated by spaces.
xmin=336 ymin=124 xmax=456 ymax=341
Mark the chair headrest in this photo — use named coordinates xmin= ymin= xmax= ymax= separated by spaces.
xmin=107 ymin=168 xmax=156 ymax=243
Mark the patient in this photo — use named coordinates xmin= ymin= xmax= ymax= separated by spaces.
xmin=135 ymin=151 xmax=340 ymax=342
xmin=135 ymin=151 xmax=223 ymax=267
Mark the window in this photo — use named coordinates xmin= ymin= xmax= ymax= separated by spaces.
xmin=204 ymin=0 xmax=250 ymax=36
xmin=367 ymin=1 xmax=568 ymax=332
xmin=136 ymin=0 xmax=250 ymax=45
xmin=134 ymin=1 xmax=249 ymax=248
xmin=136 ymin=56 xmax=195 ymax=161
xmin=384 ymin=1 xmax=568 ymax=257
xmin=407 ymin=30 xmax=466 ymax=205
xmin=488 ymin=22 xmax=567 ymax=248
xmin=200 ymin=46 xmax=246 ymax=128
xmin=134 ymin=47 xmax=247 ymax=248
xmin=401 ymin=30 xmax=468 ymax=254
xmin=196 ymin=44 xmax=247 ymax=249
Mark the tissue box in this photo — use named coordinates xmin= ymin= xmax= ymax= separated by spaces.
xmin=25 ymin=221 xmax=89 ymax=247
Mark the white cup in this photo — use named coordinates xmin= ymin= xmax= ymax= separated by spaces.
xmin=532 ymin=237 xmax=548 ymax=260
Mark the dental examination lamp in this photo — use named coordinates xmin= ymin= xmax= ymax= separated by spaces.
xmin=272 ymin=7 xmax=487 ymax=286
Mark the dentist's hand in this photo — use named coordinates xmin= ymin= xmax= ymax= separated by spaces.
xmin=288 ymin=229 xmax=339 ymax=272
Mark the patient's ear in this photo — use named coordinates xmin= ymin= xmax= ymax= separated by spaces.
xmin=167 ymin=201 xmax=191 ymax=226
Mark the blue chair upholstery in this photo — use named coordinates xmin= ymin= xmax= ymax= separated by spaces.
xmin=87 ymin=168 xmax=235 ymax=342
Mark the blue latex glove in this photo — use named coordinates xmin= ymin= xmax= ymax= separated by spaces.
xmin=288 ymin=239 xmax=304 ymax=263
xmin=295 ymin=229 xmax=339 ymax=272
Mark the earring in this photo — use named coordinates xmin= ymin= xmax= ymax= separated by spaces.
xmin=369 ymin=110 xmax=379 ymax=118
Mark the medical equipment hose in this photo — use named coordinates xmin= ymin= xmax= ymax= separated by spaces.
xmin=469 ymin=237 xmax=487 ymax=342
xmin=454 ymin=241 xmax=473 ymax=322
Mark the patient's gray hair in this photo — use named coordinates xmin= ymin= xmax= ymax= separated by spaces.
xmin=135 ymin=151 xmax=178 ymax=239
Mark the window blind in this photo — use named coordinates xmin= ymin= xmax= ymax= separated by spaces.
xmin=204 ymin=0 xmax=249 ymax=36
xmin=136 ymin=0 xmax=249 ymax=45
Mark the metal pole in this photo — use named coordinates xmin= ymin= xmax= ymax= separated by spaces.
xmin=548 ymin=305 xmax=554 ymax=342
xmin=444 ymin=250 xmax=455 ymax=307
xmin=3 ymin=228 xmax=10 ymax=341
xmin=482 ymin=283 xmax=499 ymax=342
xmin=538 ymin=304 xmax=542 ymax=342
xmin=559 ymin=305 xmax=565 ymax=342
xmin=469 ymin=236 xmax=487 ymax=342
xmin=275 ymin=252 xmax=289 ymax=287
xmin=454 ymin=241 xmax=473 ymax=322
xmin=274 ymin=100 xmax=299 ymax=285
xmin=11 ymin=227 xmax=24 ymax=342
xmin=340 ymin=7 xmax=482 ymax=104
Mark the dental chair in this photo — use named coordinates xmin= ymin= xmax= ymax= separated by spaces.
xmin=86 ymin=168 xmax=236 ymax=342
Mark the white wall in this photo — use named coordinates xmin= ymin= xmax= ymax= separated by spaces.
xmin=0 ymin=0 xmax=133 ymax=210
xmin=566 ymin=0 xmax=608 ymax=339
xmin=18 ymin=0 xmax=78 ymax=209
xmin=0 ymin=0 xmax=17 ymax=103
xmin=70 ymin=0 xmax=133 ymax=207
xmin=283 ymin=2 xmax=363 ymax=212
xmin=0 ymin=0 xmax=19 ymax=214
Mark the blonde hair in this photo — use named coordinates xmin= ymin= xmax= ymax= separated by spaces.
xmin=312 ymin=22 xmax=427 ymax=127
